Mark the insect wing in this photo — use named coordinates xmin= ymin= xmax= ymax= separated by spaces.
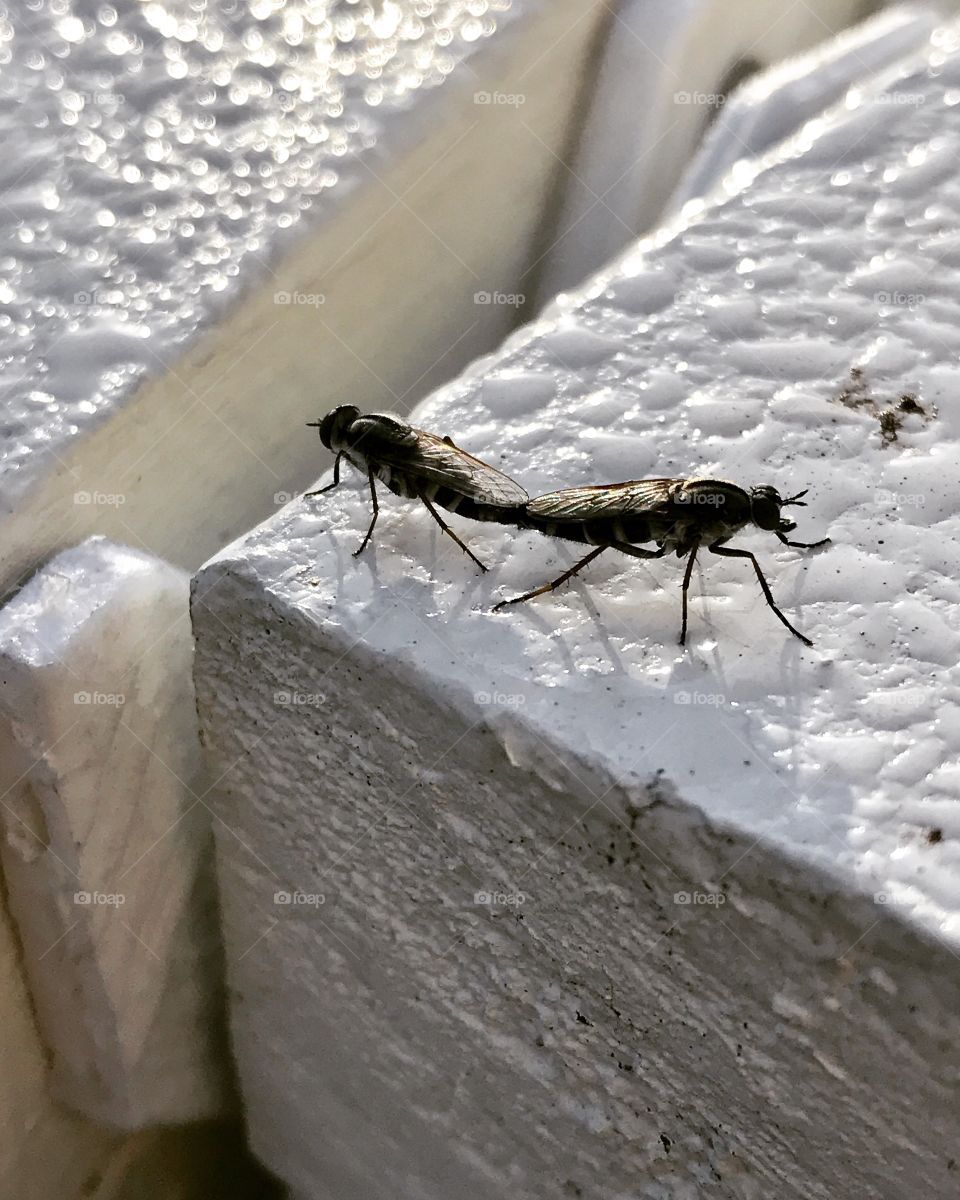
xmin=528 ymin=479 xmax=678 ymax=521
xmin=374 ymin=427 xmax=528 ymax=506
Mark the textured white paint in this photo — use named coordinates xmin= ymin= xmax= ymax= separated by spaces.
xmin=0 ymin=538 xmax=229 ymax=1129
xmin=671 ymin=3 xmax=942 ymax=212
xmin=0 ymin=0 xmax=517 ymax=493
xmin=193 ymin=21 xmax=960 ymax=1198
xmin=0 ymin=0 xmax=606 ymax=591
xmin=0 ymin=896 xmax=116 ymax=1197
xmin=533 ymin=0 xmax=873 ymax=304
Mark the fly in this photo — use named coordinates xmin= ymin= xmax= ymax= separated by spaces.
xmin=305 ymin=405 xmax=528 ymax=571
xmin=493 ymin=477 xmax=829 ymax=646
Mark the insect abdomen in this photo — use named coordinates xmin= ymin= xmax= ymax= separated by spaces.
xmin=453 ymin=496 xmax=526 ymax=524
xmin=522 ymin=514 xmax=654 ymax=547
xmin=375 ymin=465 xmax=417 ymax=498
xmin=383 ymin=473 xmax=523 ymax=523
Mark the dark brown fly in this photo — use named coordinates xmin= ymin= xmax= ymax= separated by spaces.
xmin=305 ymin=405 xmax=528 ymax=571
xmin=494 ymin=477 xmax=829 ymax=646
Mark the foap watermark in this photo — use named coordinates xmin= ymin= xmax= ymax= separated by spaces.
xmin=63 ymin=89 xmax=124 ymax=110
xmin=875 ymin=290 xmax=925 ymax=308
xmin=88 ymin=90 xmax=124 ymax=107
xmin=75 ymin=890 xmax=125 ymax=906
xmin=674 ymin=490 xmax=727 ymax=507
xmin=274 ymin=889 xmax=325 ymax=907
xmin=274 ymin=690 xmax=326 ymax=708
xmin=474 ymin=90 xmax=525 ymax=107
xmin=474 ymin=690 xmax=525 ymax=708
xmin=474 ymin=290 xmax=524 ymax=308
xmin=475 ymin=889 xmax=526 ymax=908
xmin=274 ymin=290 xmax=325 ymax=308
xmin=74 ymin=490 xmax=125 ymax=507
xmin=674 ymin=890 xmax=725 ymax=907
xmin=674 ymin=90 xmax=725 ymax=109
xmin=872 ymin=90 xmax=926 ymax=107
xmin=875 ymin=489 xmax=925 ymax=507
xmin=673 ymin=691 xmax=725 ymax=707
xmin=74 ymin=289 xmax=123 ymax=307
xmin=867 ymin=688 xmax=926 ymax=712
xmin=273 ymin=491 xmax=296 ymax=505
xmin=74 ymin=691 xmax=125 ymax=707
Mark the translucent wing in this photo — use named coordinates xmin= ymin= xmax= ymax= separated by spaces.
xmin=410 ymin=431 xmax=529 ymax=504
xmin=354 ymin=418 xmax=528 ymax=506
xmin=528 ymin=479 xmax=678 ymax=520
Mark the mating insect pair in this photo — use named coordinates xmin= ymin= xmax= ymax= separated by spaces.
xmin=305 ymin=406 xmax=829 ymax=647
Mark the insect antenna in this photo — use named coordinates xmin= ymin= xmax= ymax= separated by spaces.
xmin=781 ymin=489 xmax=809 ymax=507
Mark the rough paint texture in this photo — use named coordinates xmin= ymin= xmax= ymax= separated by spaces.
xmin=193 ymin=23 xmax=960 ymax=1200
xmin=0 ymin=538 xmax=230 ymax=1129
xmin=0 ymin=0 xmax=605 ymax=594
xmin=195 ymin=573 xmax=960 ymax=1199
xmin=668 ymin=4 xmax=939 ymax=214
xmin=0 ymin=896 xmax=118 ymax=1198
xmin=0 ymin=0 xmax=517 ymax=498
xmin=533 ymin=0 xmax=873 ymax=302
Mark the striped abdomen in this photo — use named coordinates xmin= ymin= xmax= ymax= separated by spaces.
xmin=520 ymin=513 xmax=656 ymax=547
xmin=373 ymin=462 xmax=524 ymax=524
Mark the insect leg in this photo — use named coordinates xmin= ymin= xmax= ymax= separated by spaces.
xmin=776 ymin=532 xmax=831 ymax=550
xmin=679 ymin=539 xmax=701 ymax=646
xmin=418 ymin=491 xmax=488 ymax=573
xmin=493 ymin=546 xmax=606 ymax=612
xmin=305 ymin=452 xmax=343 ymax=497
xmin=709 ymin=540 xmax=813 ymax=647
xmin=354 ymin=468 xmax=379 ymax=557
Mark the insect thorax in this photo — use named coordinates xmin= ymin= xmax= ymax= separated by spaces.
xmin=330 ymin=413 xmax=417 ymax=455
xmin=660 ymin=479 xmax=752 ymax=547
xmin=337 ymin=414 xmax=421 ymax=496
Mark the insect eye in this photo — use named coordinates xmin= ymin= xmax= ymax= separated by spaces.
xmin=751 ymin=498 xmax=780 ymax=530
xmin=323 ymin=405 xmax=360 ymax=447
xmin=315 ymin=412 xmax=336 ymax=448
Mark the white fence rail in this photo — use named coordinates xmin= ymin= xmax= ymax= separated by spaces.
xmin=4 ymin=2 xmax=954 ymax=1196
xmin=193 ymin=18 xmax=960 ymax=1195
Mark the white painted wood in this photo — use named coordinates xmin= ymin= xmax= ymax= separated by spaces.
xmin=0 ymin=538 xmax=229 ymax=1129
xmin=0 ymin=896 xmax=118 ymax=1198
xmin=534 ymin=0 xmax=888 ymax=305
xmin=0 ymin=0 xmax=609 ymax=596
xmin=193 ymin=20 xmax=960 ymax=1196
xmin=670 ymin=3 xmax=941 ymax=213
